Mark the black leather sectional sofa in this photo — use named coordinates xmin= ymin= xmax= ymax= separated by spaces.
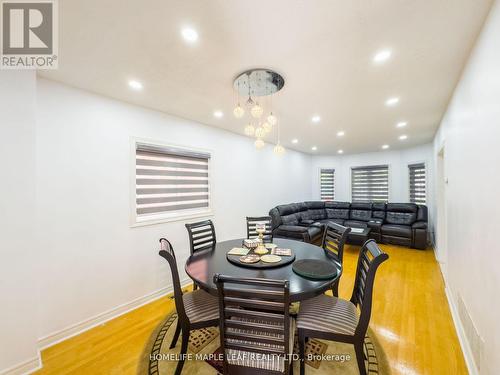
xmin=269 ymin=201 xmax=428 ymax=249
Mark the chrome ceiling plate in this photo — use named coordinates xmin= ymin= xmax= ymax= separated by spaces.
xmin=233 ymin=69 xmax=285 ymax=97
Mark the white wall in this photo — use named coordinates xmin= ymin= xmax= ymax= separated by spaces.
xmin=433 ymin=1 xmax=500 ymax=373
xmin=0 ymin=72 xmax=40 ymax=373
xmin=35 ymin=79 xmax=313 ymax=340
xmin=311 ymin=144 xmax=435 ymax=233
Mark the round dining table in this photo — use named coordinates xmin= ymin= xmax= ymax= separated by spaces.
xmin=185 ymin=238 xmax=340 ymax=302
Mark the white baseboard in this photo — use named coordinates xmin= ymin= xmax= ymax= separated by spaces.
xmin=0 ymin=353 xmax=41 ymax=375
xmin=444 ymin=285 xmax=479 ymax=375
xmin=37 ymin=277 xmax=192 ymax=350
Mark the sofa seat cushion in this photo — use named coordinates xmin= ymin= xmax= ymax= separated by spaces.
xmin=274 ymin=225 xmax=308 ymax=239
xmin=381 ymin=224 xmax=412 ymax=238
xmin=343 ymin=220 xmax=368 ymax=229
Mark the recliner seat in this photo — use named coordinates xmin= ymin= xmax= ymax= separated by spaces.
xmin=269 ymin=201 xmax=428 ymax=249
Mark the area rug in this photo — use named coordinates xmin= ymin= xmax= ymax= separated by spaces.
xmin=138 ymin=312 xmax=390 ymax=374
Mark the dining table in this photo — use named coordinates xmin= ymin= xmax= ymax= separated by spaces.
xmin=184 ymin=238 xmax=340 ymax=302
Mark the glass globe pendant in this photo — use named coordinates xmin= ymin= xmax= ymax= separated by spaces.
xmin=267 ymin=113 xmax=277 ymax=126
xmin=251 ymin=103 xmax=264 ymax=118
xmin=244 ymin=124 xmax=255 ymax=136
xmin=273 ymin=143 xmax=285 ymax=155
xmin=255 ymin=126 xmax=266 ymax=138
xmin=262 ymin=121 xmax=272 ymax=133
xmin=254 ymin=138 xmax=265 ymax=149
xmin=233 ymin=104 xmax=245 ymax=118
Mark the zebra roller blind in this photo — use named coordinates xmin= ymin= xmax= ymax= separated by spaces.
xmin=135 ymin=143 xmax=210 ymax=219
xmin=351 ymin=165 xmax=389 ymax=202
xmin=409 ymin=163 xmax=426 ymax=204
xmin=320 ymin=169 xmax=335 ymax=201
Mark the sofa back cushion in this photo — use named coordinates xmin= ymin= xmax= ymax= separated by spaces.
xmin=305 ymin=201 xmax=325 ymax=210
xmin=350 ymin=209 xmax=372 ymax=222
xmin=326 ymin=208 xmax=349 ymax=220
xmin=281 ymin=213 xmax=300 ymax=226
xmin=385 ymin=203 xmax=417 ymax=225
xmin=308 ymin=209 xmax=326 ymax=220
xmin=372 ymin=203 xmax=386 ymax=220
xmin=276 ymin=204 xmax=297 ymax=216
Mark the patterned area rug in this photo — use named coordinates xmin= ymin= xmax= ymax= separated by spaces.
xmin=138 ymin=312 xmax=390 ymax=374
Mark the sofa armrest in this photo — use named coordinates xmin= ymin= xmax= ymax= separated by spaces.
xmin=412 ymin=221 xmax=427 ymax=229
xmin=298 ymin=219 xmax=315 ymax=227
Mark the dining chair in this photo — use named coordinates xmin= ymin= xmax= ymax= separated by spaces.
xmin=213 ymin=274 xmax=294 ymax=375
xmin=297 ymin=239 xmax=388 ymax=375
xmin=246 ymin=216 xmax=273 ymax=242
xmin=321 ymin=222 xmax=351 ymax=297
xmin=185 ymin=220 xmax=216 ymax=290
xmin=158 ymin=238 xmax=219 ymax=375
xmin=185 ymin=219 xmax=217 ymax=255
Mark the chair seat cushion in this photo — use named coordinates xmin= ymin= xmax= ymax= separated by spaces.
xmin=182 ymin=289 xmax=219 ymax=323
xmin=381 ymin=224 xmax=412 ymax=238
xmin=297 ymin=294 xmax=359 ymax=335
xmin=226 ymin=317 xmax=295 ymax=372
xmin=343 ymin=220 xmax=368 ymax=229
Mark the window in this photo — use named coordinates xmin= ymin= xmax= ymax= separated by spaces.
xmin=351 ymin=165 xmax=389 ymax=202
xmin=320 ymin=169 xmax=335 ymax=201
xmin=135 ymin=142 xmax=210 ymax=223
xmin=409 ymin=162 xmax=426 ymax=205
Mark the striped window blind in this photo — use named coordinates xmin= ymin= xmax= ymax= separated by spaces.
xmin=320 ymin=169 xmax=335 ymax=201
xmin=351 ymin=165 xmax=389 ymax=202
xmin=135 ymin=143 xmax=210 ymax=220
xmin=409 ymin=163 xmax=426 ymax=204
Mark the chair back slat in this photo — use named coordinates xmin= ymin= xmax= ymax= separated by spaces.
xmin=322 ymin=222 xmax=351 ymax=264
xmin=246 ymin=216 xmax=273 ymax=242
xmin=350 ymin=240 xmax=389 ymax=336
xmin=158 ymin=238 xmax=187 ymax=321
xmin=185 ymin=220 xmax=216 ymax=254
xmin=214 ymin=274 xmax=291 ymax=374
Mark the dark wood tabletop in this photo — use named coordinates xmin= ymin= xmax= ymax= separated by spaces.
xmin=185 ymin=238 xmax=340 ymax=302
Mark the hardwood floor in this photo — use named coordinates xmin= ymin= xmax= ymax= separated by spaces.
xmin=35 ymin=244 xmax=467 ymax=374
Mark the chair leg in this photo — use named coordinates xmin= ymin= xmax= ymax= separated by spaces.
xmin=169 ymin=319 xmax=181 ymax=349
xmin=354 ymin=341 xmax=366 ymax=375
xmin=298 ymin=330 xmax=306 ymax=375
xmin=331 ymin=280 xmax=339 ymax=297
xmin=174 ymin=328 xmax=189 ymax=375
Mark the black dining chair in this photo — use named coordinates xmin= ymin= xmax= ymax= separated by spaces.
xmin=185 ymin=220 xmax=216 ymax=290
xmin=246 ymin=216 xmax=273 ymax=242
xmin=321 ymin=222 xmax=351 ymax=297
xmin=297 ymin=239 xmax=388 ymax=375
xmin=214 ymin=274 xmax=294 ymax=375
xmin=158 ymin=238 xmax=219 ymax=375
xmin=185 ymin=219 xmax=217 ymax=255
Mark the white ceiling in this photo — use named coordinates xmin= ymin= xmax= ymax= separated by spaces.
xmin=40 ymin=0 xmax=493 ymax=155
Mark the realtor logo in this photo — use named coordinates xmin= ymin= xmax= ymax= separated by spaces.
xmin=1 ymin=0 xmax=58 ymax=69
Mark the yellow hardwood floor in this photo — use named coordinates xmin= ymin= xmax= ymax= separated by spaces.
xmin=35 ymin=244 xmax=467 ymax=375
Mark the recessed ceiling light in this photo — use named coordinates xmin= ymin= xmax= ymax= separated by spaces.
xmin=373 ymin=49 xmax=392 ymax=64
xmin=213 ymin=110 xmax=223 ymax=118
xmin=337 ymin=131 xmax=345 ymax=137
xmin=396 ymin=121 xmax=407 ymax=128
xmin=385 ymin=97 xmax=399 ymax=106
xmin=337 ymin=149 xmax=344 ymax=154
xmin=291 ymin=139 xmax=299 ymax=144
xmin=382 ymin=144 xmax=390 ymax=149
xmin=311 ymin=146 xmax=317 ymax=151
xmin=399 ymin=135 xmax=408 ymax=140
xmin=181 ymin=27 xmax=198 ymax=43
xmin=311 ymin=115 xmax=321 ymax=123
xmin=128 ymin=80 xmax=143 ymax=90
